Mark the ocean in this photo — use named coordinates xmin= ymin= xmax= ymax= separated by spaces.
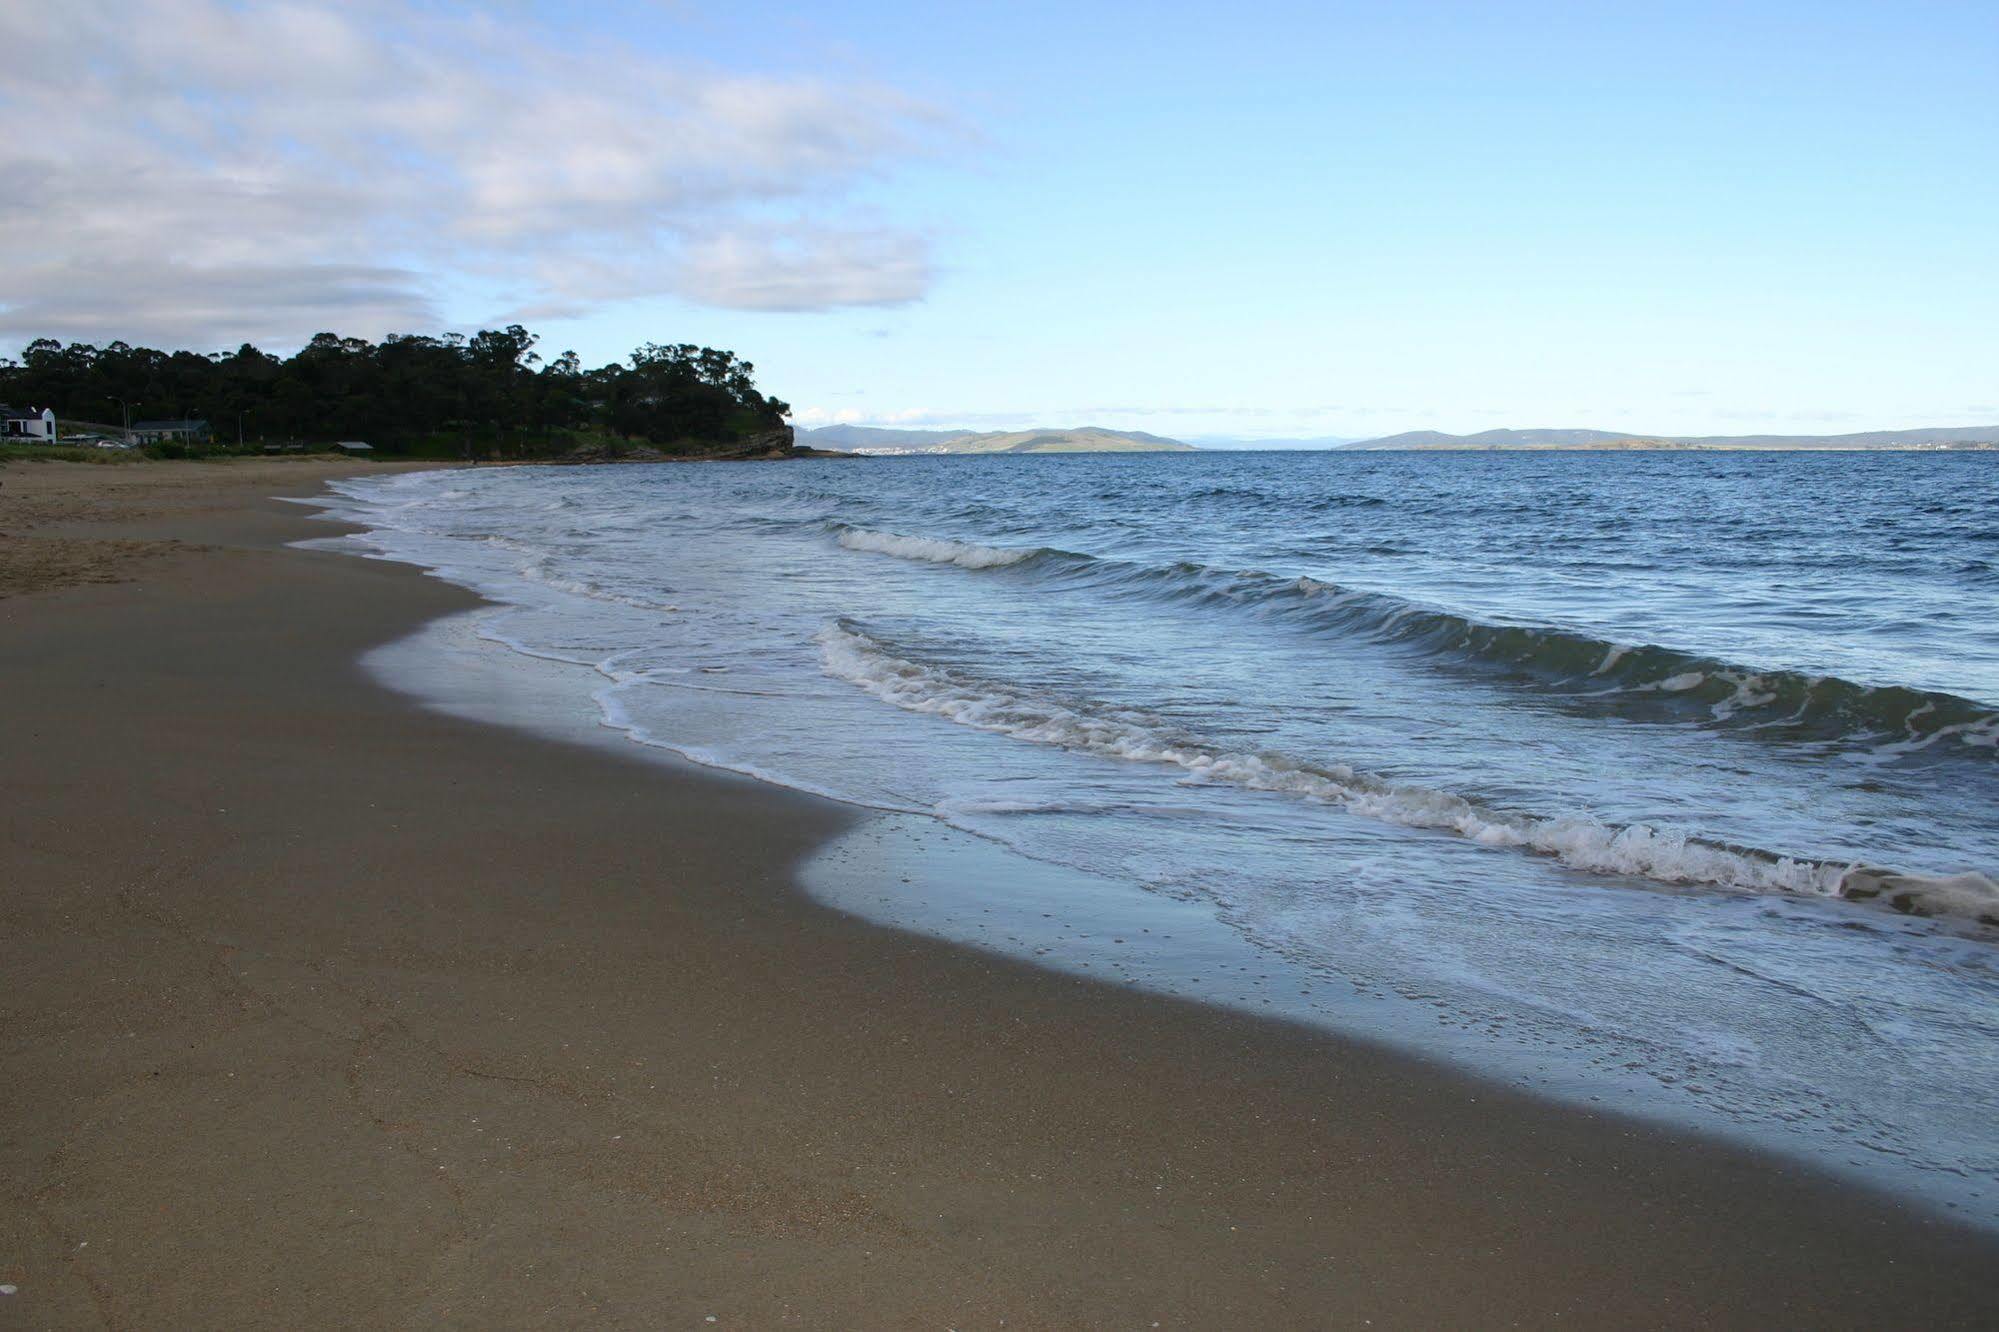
xmin=312 ymin=449 xmax=1999 ymax=1222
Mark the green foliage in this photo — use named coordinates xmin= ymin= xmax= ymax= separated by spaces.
xmin=0 ymin=327 xmax=789 ymax=458
xmin=0 ymin=443 xmax=148 ymax=464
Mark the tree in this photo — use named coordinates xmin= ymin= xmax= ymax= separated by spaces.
xmin=0 ymin=327 xmax=791 ymax=456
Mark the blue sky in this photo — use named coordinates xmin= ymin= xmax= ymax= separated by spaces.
xmin=6 ymin=1 xmax=1995 ymax=438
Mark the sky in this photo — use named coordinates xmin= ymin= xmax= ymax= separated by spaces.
xmin=3 ymin=0 xmax=1995 ymax=439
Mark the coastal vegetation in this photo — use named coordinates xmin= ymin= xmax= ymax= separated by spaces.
xmin=0 ymin=442 xmax=149 ymax=465
xmin=0 ymin=329 xmax=793 ymax=460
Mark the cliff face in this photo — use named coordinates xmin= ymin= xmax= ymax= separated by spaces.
xmin=738 ymin=425 xmax=796 ymax=455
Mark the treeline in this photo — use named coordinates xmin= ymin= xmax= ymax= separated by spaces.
xmin=0 ymin=328 xmax=792 ymax=457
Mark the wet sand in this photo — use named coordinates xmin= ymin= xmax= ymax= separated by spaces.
xmin=2 ymin=458 xmax=1995 ymax=1328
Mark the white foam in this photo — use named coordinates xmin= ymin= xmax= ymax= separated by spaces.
xmin=835 ymin=527 xmax=1037 ymax=569
xmin=590 ymin=682 xmax=923 ymax=816
xmin=1839 ymin=868 xmax=1999 ymax=923
xmin=814 ymin=621 xmax=1905 ymax=908
xmin=1863 ymin=714 xmax=1999 ymax=761
xmin=518 ymin=557 xmax=679 ymax=612
xmin=1709 ymin=671 xmax=1778 ymax=720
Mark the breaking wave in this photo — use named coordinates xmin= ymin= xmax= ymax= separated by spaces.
xmin=518 ymin=560 xmax=680 ymax=613
xmin=816 ymin=619 xmax=1999 ymax=926
xmin=835 ymin=527 xmax=1042 ymax=569
xmin=831 ymin=528 xmax=1999 ymax=755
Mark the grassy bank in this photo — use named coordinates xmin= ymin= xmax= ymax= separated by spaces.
xmin=0 ymin=443 xmax=149 ymax=465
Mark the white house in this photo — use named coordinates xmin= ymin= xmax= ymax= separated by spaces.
xmin=1 ymin=405 xmax=57 ymax=442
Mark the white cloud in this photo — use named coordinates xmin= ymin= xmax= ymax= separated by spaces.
xmin=0 ymin=0 xmax=954 ymax=348
xmin=790 ymin=406 xmax=868 ymax=426
xmin=676 ymin=226 xmax=932 ymax=312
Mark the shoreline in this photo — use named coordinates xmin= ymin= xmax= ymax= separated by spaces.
xmin=361 ymin=588 xmax=1999 ymax=1221
xmin=4 ymin=459 xmax=1997 ymax=1326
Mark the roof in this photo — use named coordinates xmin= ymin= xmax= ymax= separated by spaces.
xmin=333 ymin=440 xmax=374 ymax=450
xmin=131 ymin=419 xmax=209 ymax=429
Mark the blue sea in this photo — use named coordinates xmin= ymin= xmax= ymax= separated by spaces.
xmin=312 ymin=450 xmax=1999 ymax=1221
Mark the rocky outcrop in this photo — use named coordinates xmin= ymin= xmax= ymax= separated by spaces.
xmin=738 ymin=425 xmax=795 ymax=455
xmin=563 ymin=442 xmax=670 ymax=463
xmin=560 ymin=423 xmax=798 ymax=464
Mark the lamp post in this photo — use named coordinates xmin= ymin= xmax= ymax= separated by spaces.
xmin=107 ymin=396 xmax=133 ymax=441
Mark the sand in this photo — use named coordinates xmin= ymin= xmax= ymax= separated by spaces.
xmin=2 ymin=458 xmax=1995 ymax=1328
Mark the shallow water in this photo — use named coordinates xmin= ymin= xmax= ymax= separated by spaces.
xmin=313 ymin=450 xmax=1999 ymax=1222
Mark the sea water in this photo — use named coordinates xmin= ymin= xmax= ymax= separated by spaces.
xmin=310 ymin=450 xmax=1999 ymax=1221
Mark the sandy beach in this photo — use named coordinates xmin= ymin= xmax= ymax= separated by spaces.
xmin=3 ymin=458 xmax=1996 ymax=1328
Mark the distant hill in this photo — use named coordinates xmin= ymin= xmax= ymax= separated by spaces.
xmin=1357 ymin=428 xmax=1640 ymax=449
xmin=1347 ymin=425 xmax=1999 ymax=451
xmin=803 ymin=422 xmax=1999 ymax=455
xmin=1666 ymin=426 xmax=1999 ymax=449
xmin=799 ymin=425 xmax=1196 ymax=454
xmin=796 ymin=424 xmax=972 ymax=450
xmin=1189 ymin=435 xmax=1359 ymax=451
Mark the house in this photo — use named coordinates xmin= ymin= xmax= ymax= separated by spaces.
xmin=1 ymin=405 xmax=57 ymax=441
xmin=130 ymin=419 xmax=212 ymax=444
xmin=331 ymin=441 xmax=375 ymax=455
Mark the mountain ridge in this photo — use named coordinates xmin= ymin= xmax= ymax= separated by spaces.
xmin=802 ymin=422 xmax=1999 ymax=454
xmin=1348 ymin=425 xmax=1999 ymax=450
xmin=800 ymin=425 xmax=1196 ymax=454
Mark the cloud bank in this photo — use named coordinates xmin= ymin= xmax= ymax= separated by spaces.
xmin=0 ymin=1 xmax=950 ymax=348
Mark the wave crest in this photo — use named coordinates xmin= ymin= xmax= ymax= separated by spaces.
xmin=827 ymin=524 xmax=1999 ymax=755
xmin=835 ymin=527 xmax=1044 ymax=569
xmin=815 ymin=620 xmax=1999 ymax=926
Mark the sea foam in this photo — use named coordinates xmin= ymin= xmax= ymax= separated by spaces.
xmin=835 ymin=527 xmax=1040 ymax=569
xmin=831 ymin=525 xmax=1999 ymax=754
xmin=816 ymin=620 xmax=1997 ymax=924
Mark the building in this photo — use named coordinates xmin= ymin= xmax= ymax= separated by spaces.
xmin=331 ymin=441 xmax=375 ymax=455
xmin=1 ymin=405 xmax=57 ymax=441
xmin=129 ymin=419 xmax=212 ymax=444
